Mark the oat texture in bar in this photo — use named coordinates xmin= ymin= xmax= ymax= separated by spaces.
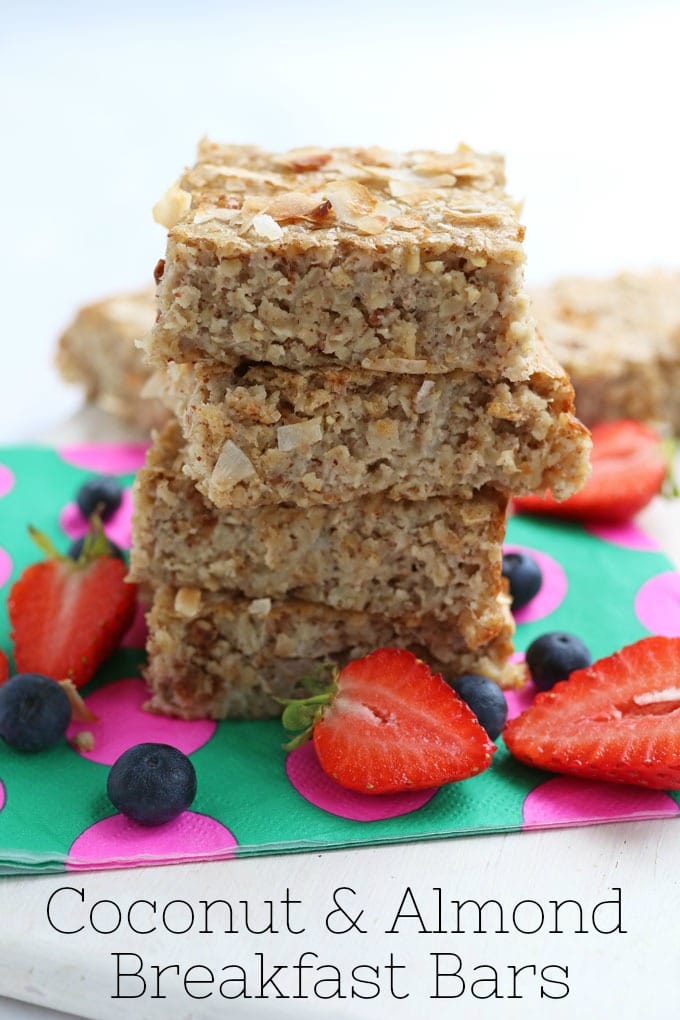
xmin=532 ymin=271 xmax=680 ymax=430
xmin=131 ymin=422 xmax=511 ymax=632
xmin=57 ymin=289 xmax=167 ymax=431
xmin=144 ymin=587 xmax=521 ymax=720
xmin=144 ymin=141 xmax=538 ymax=378
xmin=155 ymin=345 xmax=589 ymax=508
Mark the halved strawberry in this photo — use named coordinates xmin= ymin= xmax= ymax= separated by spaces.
xmin=0 ymin=650 xmax=8 ymax=684
xmin=281 ymin=648 xmax=495 ymax=794
xmin=8 ymin=523 xmax=137 ymax=689
xmin=504 ymin=636 xmax=680 ymax=789
xmin=513 ymin=419 xmax=668 ymax=522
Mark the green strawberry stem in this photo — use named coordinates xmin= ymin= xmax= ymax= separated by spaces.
xmin=28 ymin=515 xmax=114 ymax=567
xmin=276 ymin=667 xmax=339 ymax=751
xmin=77 ymin=515 xmax=116 ymax=563
xmin=661 ymin=437 xmax=679 ymax=499
xmin=27 ymin=526 xmax=63 ymax=560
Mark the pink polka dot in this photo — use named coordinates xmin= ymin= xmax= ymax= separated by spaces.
xmin=523 ymin=776 xmax=679 ymax=829
xmin=286 ymin=742 xmax=437 ymax=821
xmin=67 ymin=811 xmax=238 ymax=870
xmin=60 ymin=488 xmax=134 ymax=549
xmin=504 ymin=689 xmax=537 ymax=724
xmin=0 ymin=781 xmax=5 ymax=811
xmin=67 ymin=677 xmax=216 ymax=765
xmin=121 ymin=600 xmax=148 ymax=649
xmin=58 ymin=443 xmax=149 ymax=474
xmin=635 ymin=572 xmax=680 ymax=637
xmin=0 ymin=548 xmax=12 ymax=588
xmin=503 ymin=653 xmax=535 ymax=721
xmin=0 ymin=465 xmax=14 ymax=499
xmin=585 ymin=521 xmax=660 ymax=551
xmin=504 ymin=545 xmax=568 ymax=624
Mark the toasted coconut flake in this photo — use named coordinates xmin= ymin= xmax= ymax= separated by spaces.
xmin=441 ymin=206 xmax=503 ymax=226
xmin=308 ymin=199 xmax=334 ymax=223
xmin=211 ymin=440 xmax=256 ymax=486
xmin=193 ymin=206 xmax=240 ymax=226
xmin=152 ymin=182 xmax=192 ymax=229
xmin=264 ymin=191 xmax=334 ymax=225
xmin=325 ymin=180 xmax=377 ymax=216
xmin=354 ymin=146 xmax=398 ymax=167
xmin=393 ymin=215 xmax=423 ymax=231
xmin=353 ymin=213 xmax=390 ymax=235
xmin=240 ymin=196 xmax=269 ymax=219
xmin=174 ymin=587 xmax=203 ymax=618
xmin=388 ymin=180 xmax=452 ymax=205
xmin=248 ymin=598 xmax=272 ymax=617
xmin=199 ymin=162 xmax=286 ymax=187
xmin=325 ymin=181 xmax=394 ymax=234
xmin=388 ymin=178 xmax=431 ymax=199
xmin=413 ymin=156 xmax=464 ymax=176
xmin=251 ymin=213 xmax=284 ymax=240
xmin=417 ymin=172 xmax=459 ymax=188
xmin=277 ymin=417 xmax=323 ymax=452
xmin=273 ymin=148 xmax=333 ymax=172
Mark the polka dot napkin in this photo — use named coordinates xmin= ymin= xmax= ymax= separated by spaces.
xmin=0 ymin=442 xmax=678 ymax=875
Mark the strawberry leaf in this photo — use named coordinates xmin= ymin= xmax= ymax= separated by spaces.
xmin=281 ymin=700 xmax=326 ymax=732
xmin=661 ymin=436 xmax=679 ymax=498
xmin=27 ymin=526 xmax=64 ymax=561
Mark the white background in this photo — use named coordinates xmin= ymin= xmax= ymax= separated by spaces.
xmin=1 ymin=1 xmax=680 ymax=1017
xmin=2 ymin=0 xmax=680 ymax=443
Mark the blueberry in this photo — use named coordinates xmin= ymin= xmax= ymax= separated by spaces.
xmin=107 ymin=743 xmax=197 ymax=826
xmin=76 ymin=477 xmax=123 ymax=521
xmin=451 ymin=673 xmax=508 ymax=740
xmin=0 ymin=674 xmax=71 ymax=752
xmin=68 ymin=536 xmax=125 ymax=561
xmin=526 ymin=632 xmax=592 ymax=692
xmin=502 ymin=551 xmax=542 ymax=610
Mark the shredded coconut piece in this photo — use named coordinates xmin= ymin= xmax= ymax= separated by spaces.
xmin=414 ymin=380 xmax=435 ymax=413
xmin=174 ymin=587 xmax=203 ymax=618
xmin=272 ymin=148 xmax=333 ymax=172
xmin=277 ymin=418 xmax=323 ymax=452
xmin=211 ymin=440 xmax=256 ymax=485
xmin=192 ymin=206 xmax=239 ymax=225
xmin=405 ymin=249 xmax=421 ymax=274
xmin=153 ymin=182 xmax=191 ymax=229
xmin=248 ymin=598 xmax=272 ymax=617
xmin=251 ymin=213 xmax=284 ymax=240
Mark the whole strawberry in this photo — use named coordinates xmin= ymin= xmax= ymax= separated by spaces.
xmin=281 ymin=648 xmax=495 ymax=794
xmin=8 ymin=522 xmax=137 ymax=689
xmin=0 ymin=650 xmax=8 ymax=685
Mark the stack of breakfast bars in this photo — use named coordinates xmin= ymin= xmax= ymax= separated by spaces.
xmin=130 ymin=141 xmax=590 ymax=720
